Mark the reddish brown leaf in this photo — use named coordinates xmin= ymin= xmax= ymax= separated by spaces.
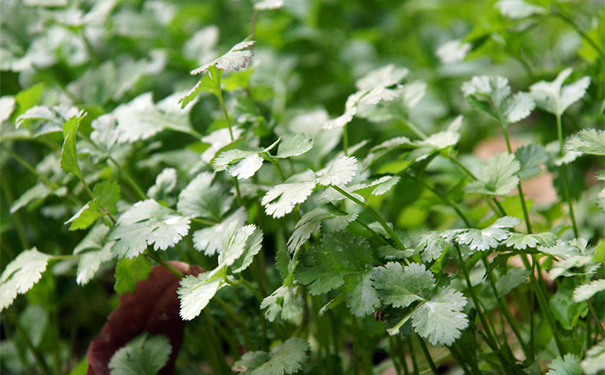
xmin=86 ymin=261 xmax=204 ymax=375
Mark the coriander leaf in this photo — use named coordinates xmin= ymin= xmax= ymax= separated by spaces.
xmin=65 ymin=198 xmax=102 ymax=231
xmin=177 ymin=172 xmax=233 ymax=220
xmin=60 ymin=111 xmax=87 ymax=179
xmin=530 ymin=68 xmax=590 ymax=116
xmin=417 ymin=232 xmax=449 ymax=262
xmin=254 ymin=0 xmax=283 ymax=10
xmin=0 ymin=96 xmax=15 ymax=123
xmin=65 ymin=180 xmax=120 ymax=231
xmin=111 ymin=200 xmax=190 ymax=259
xmin=250 ymin=338 xmax=309 ymax=375
xmin=275 ymin=133 xmax=314 ymax=159
xmin=147 ymin=168 xmax=177 ymax=201
xmin=565 ymin=129 xmax=605 ymax=156
xmin=456 ymin=216 xmax=521 ymax=251
xmin=495 ymin=0 xmax=545 ymax=19
xmin=262 ymin=170 xmax=317 ymax=218
xmin=114 ymin=92 xmax=194 ymax=143
xmin=371 ymin=262 xmax=435 ymax=308
xmin=515 ymin=143 xmax=547 ymax=180
xmin=345 ymin=272 xmax=381 ymax=317
xmin=504 ymin=232 xmax=557 ymax=250
xmin=93 ymin=180 xmax=121 ymax=216
xmin=193 ymin=208 xmax=247 ymax=255
xmin=582 ymin=342 xmax=605 ymax=375
xmin=16 ymin=104 xmax=81 ymax=136
xmin=201 ymin=126 xmax=244 ymax=163
xmin=546 ymin=354 xmax=582 ymax=375
xmin=316 ymin=156 xmax=357 ymax=186
xmin=464 ymin=153 xmax=520 ymax=196
xmin=10 ymin=183 xmax=52 ymax=213
xmin=214 ymin=151 xmax=263 ymax=179
xmin=230 ymin=226 xmax=263 ymax=273
xmin=0 ymin=248 xmax=52 ymax=311
xmin=89 ymin=114 xmax=121 ymax=156
xmin=114 ymin=255 xmax=151 ymax=294
xmin=572 ymin=279 xmax=605 ymax=302
xmin=234 ymin=352 xmax=272 ymax=374
xmin=412 ymin=287 xmax=468 ymax=346
xmin=73 ymin=225 xmax=114 ymax=285
xmin=496 ymin=267 xmax=530 ymax=298
xmin=178 ymin=271 xmax=225 ymax=320
xmin=356 ymin=64 xmax=409 ymax=91
xmin=261 ymin=285 xmax=303 ymax=322
xmin=297 ymin=233 xmax=374 ymax=295
xmin=108 ymin=333 xmax=171 ymax=375
xmin=190 ymin=38 xmax=255 ymax=75
xmin=179 ymin=69 xmax=218 ymax=108
xmin=409 ymin=130 xmax=460 ymax=161
xmin=436 ymin=39 xmax=471 ymax=64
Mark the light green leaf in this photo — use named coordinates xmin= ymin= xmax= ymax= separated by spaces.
xmin=73 ymin=225 xmax=114 ymax=285
xmin=275 ymin=133 xmax=314 ymax=159
xmin=495 ymin=0 xmax=546 ymax=19
xmin=111 ymin=200 xmax=190 ymax=259
xmin=464 ymin=153 xmax=520 ymax=196
xmin=16 ymin=104 xmax=81 ymax=136
xmin=10 ymin=183 xmax=52 ymax=213
xmin=456 ymin=216 xmax=521 ymax=251
xmin=179 ymin=69 xmax=218 ymax=108
xmin=190 ymin=38 xmax=255 ymax=75
xmin=114 ymin=255 xmax=151 ymax=294
xmin=565 ymin=129 xmax=605 ymax=156
xmin=411 ymin=287 xmax=468 ymax=346
xmin=94 ymin=180 xmax=121 ymax=216
xmin=261 ymin=285 xmax=303 ymax=322
xmin=297 ymin=233 xmax=374 ymax=295
xmin=356 ymin=64 xmax=409 ymax=91
xmin=262 ymin=170 xmax=316 ymax=218
xmin=177 ymin=172 xmax=233 ymax=220
xmin=178 ymin=270 xmax=225 ymax=320
xmin=515 ymin=144 xmax=547 ymax=180
xmin=546 ymin=354 xmax=582 ymax=375
xmin=214 ymin=150 xmax=264 ymax=179
xmin=436 ymin=39 xmax=471 ymax=64
xmin=65 ymin=198 xmax=102 ymax=231
xmin=530 ymin=68 xmax=590 ymax=116
xmin=573 ymin=279 xmax=605 ymax=302
xmin=250 ymin=338 xmax=309 ymax=375
xmin=345 ymin=272 xmax=381 ymax=317
xmin=582 ymin=342 xmax=605 ymax=375
xmin=230 ymin=226 xmax=263 ymax=274
xmin=0 ymin=96 xmax=16 ymax=123
xmin=193 ymin=208 xmax=247 ymax=255
xmin=0 ymin=248 xmax=52 ymax=311
xmin=316 ymin=155 xmax=357 ymax=186
xmin=372 ymin=262 xmax=435 ymax=308
xmin=219 ymin=223 xmax=258 ymax=268
xmin=496 ymin=267 xmax=530 ymax=298
xmin=60 ymin=112 xmax=87 ymax=179
xmin=504 ymin=232 xmax=557 ymax=250
xmin=147 ymin=168 xmax=177 ymax=201
xmin=108 ymin=333 xmax=171 ymax=375
xmin=254 ymin=0 xmax=283 ymax=10
xmin=417 ymin=232 xmax=449 ymax=262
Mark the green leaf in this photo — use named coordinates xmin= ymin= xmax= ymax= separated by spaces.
xmin=495 ymin=0 xmax=545 ymax=19
xmin=190 ymin=38 xmax=255 ymax=75
xmin=495 ymin=267 xmax=530 ymax=298
xmin=213 ymin=140 xmax=278 ymax=180
xmin=565 ymin=129 xmax=605 ymax=156
xmin=464 ymin=153 xmax=520 ymax=196
xmin=10 ymin=183 xmax=53 ymax=213
xmin=111 ymin=200 xmax=190 ymax=259
xmin=114 ymin=92 xmax=195 ymax=143
xmin=65 ymin=198 xmax=102 ymax=231
xmin=504 ymin=232 xmax=557 ymax=250
xmin=60 ymin=112 xmax=87 ymax=179
xmin=178 ymin=270 xmax=225 ymax=320
xmin=16 ymin=104 xmax=80 ymax=136
xmin=114 ymin=255 xmax=151 ymax=294
xmin=193 ymin=208 xmax=247 ymax=255
xmin=546 ymin=354 xmax=582 ymax=375
xmin=262 ymin=170 xmax=316 ymax=218
xmin=456 ymin=216 xmax=521 ymax=251
xmin=0 ymin=96 xmax=16 ymax=123
xmin=297 ymin=233 xmax=374 ymax=295
xmin=515 ymin=144 xmax=548 ymax=180
xmin=73 ymin=225 xmax=114 ymax=285
xmin=240 ymin=338 xmax=309 ymax=375
xmin=219 ymin=223 xmax=259 ymax=269
xmin=179 ymin=68 xmax=219 ymax=108
xmin=417 ymin=232 xmax=449 ymax=262
xmin=147 ymin=168 xmax=177 ymax=201
xmin=261 ymin=285 xmax=303 ymax=322
xmin=573 ymin=279 xmax=605 ymax=302
xmin=530 ymin=68 xmax=590 ymax=116
xmin=108 ymin=333 xmax=171 ymax=375
xmin=229 ymin=225 xmax=263 ymax=274
xmin=316 ymin=155 xmax=357 ymax=186
xmin=275 ymin=133 xmax=314 ymax=159
xmin=371 ymin=262 xmax=435 ymax=308
xmin=177 ymin=172 xmax=233 ymax=220
xmin=462 ymin=76 xmax=534 ymax=125
xmin=582 ymin=342 xmax=605 ymax=375
xmin=412 ymin=287 xmax=468 ymax=346
xmin=0 ymin=248 xmax=52 ymax=310
xmin=345 ymin=272 xmax=381 ymax=317
xmin=234 ymin=352 xmax=271 ymax=373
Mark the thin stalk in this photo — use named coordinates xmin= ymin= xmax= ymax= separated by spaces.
xmin=408 ymin=336 xmax=420 ymax=375
xmin=4 ymin=309 xmax=52 ymax=375
xmin=551 ymin=11 xmax=605 ymax=58
xmin=587 ymin=300 xmax=605 ymax=339
xmin=448 ymin=344 xmax=475 ymax=375
xmin=203 ymin=310 xmax=232 ymax=374
xmin=237 ymin=277 xmax=264 ymax=302
xmin=108 ymin=156 xmax=148 ymax=201
xmin=263 ymin=153 xmax=286 ymax=182
xmin=79 ymin=30 xmax=100 ymax=66
xmin=1 ymin=174 xmax=30 ymax=249
xmin=388 ymin=336 xmax=404 ymax=375
xmin=398 ymin=116 xmax=427 ymax=139
xmin=145 ymin=250 xmax=184 ymax=278
xmin=415 ymin=335 xmax=439 ymax=375
xmin=330 ymin=184 xmax=408 ymax=255
xmin=217 ymin=90 xmax=234 ymax=142
xmin=481 ymin=256 xmax=531 ymax=359
xmin=555 ymin=114 xmax=579 ymax=237
xmin=191 ymin=217 xmax=219 ymax=226
xmin=1 ymin=145 xmax=59 ymax=189
xmin=409 ymin=175 xmax=473 ymax=227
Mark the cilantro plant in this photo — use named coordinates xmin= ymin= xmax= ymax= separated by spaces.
xmin=1 ymin=0 xmax=604 ymax=375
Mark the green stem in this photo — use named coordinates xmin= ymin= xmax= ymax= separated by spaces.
xmin=551 ymin=11 xmax=605 ymax=59
xmin=4 ymin=309 xmax=52 ymax=375
xmin=237 ymin=277 xmax=264 ymax=302
xmin=415 ymin=335 xmax=439 ymax=375
xmin=108 ymin=156 xmax=148 ymax=201
xmin=217 ymin=90 xmax=234 ymax=142
xmin=555 ymin=114 xmax=579 ymax=237
xmin=1 ymin=174 xmax=30 ymax=249
xmin=191 ymin=217 xmax=219 ymax=226
xmin=330 ymin=184 xmax=407 ymax=255
xmin=1 ymin=145 xmax=59 ymax=189
xmin=407 ymin=336 xmax=420 ymax=375
xmin=263 ymin=153 xmax=286 ymax=182
xmin=409 ymin=175 xmax=473 ymax=227
xmin=587 ymin=300 xmax=605 ymax=339
xmin=398 ymin=116 xmax=427 ymax=139
xmin=144 ymin=250 xmax=184 ymax=278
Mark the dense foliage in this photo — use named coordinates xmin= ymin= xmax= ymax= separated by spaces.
xmin=1 ymin=0 xmax=604 ymax=374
